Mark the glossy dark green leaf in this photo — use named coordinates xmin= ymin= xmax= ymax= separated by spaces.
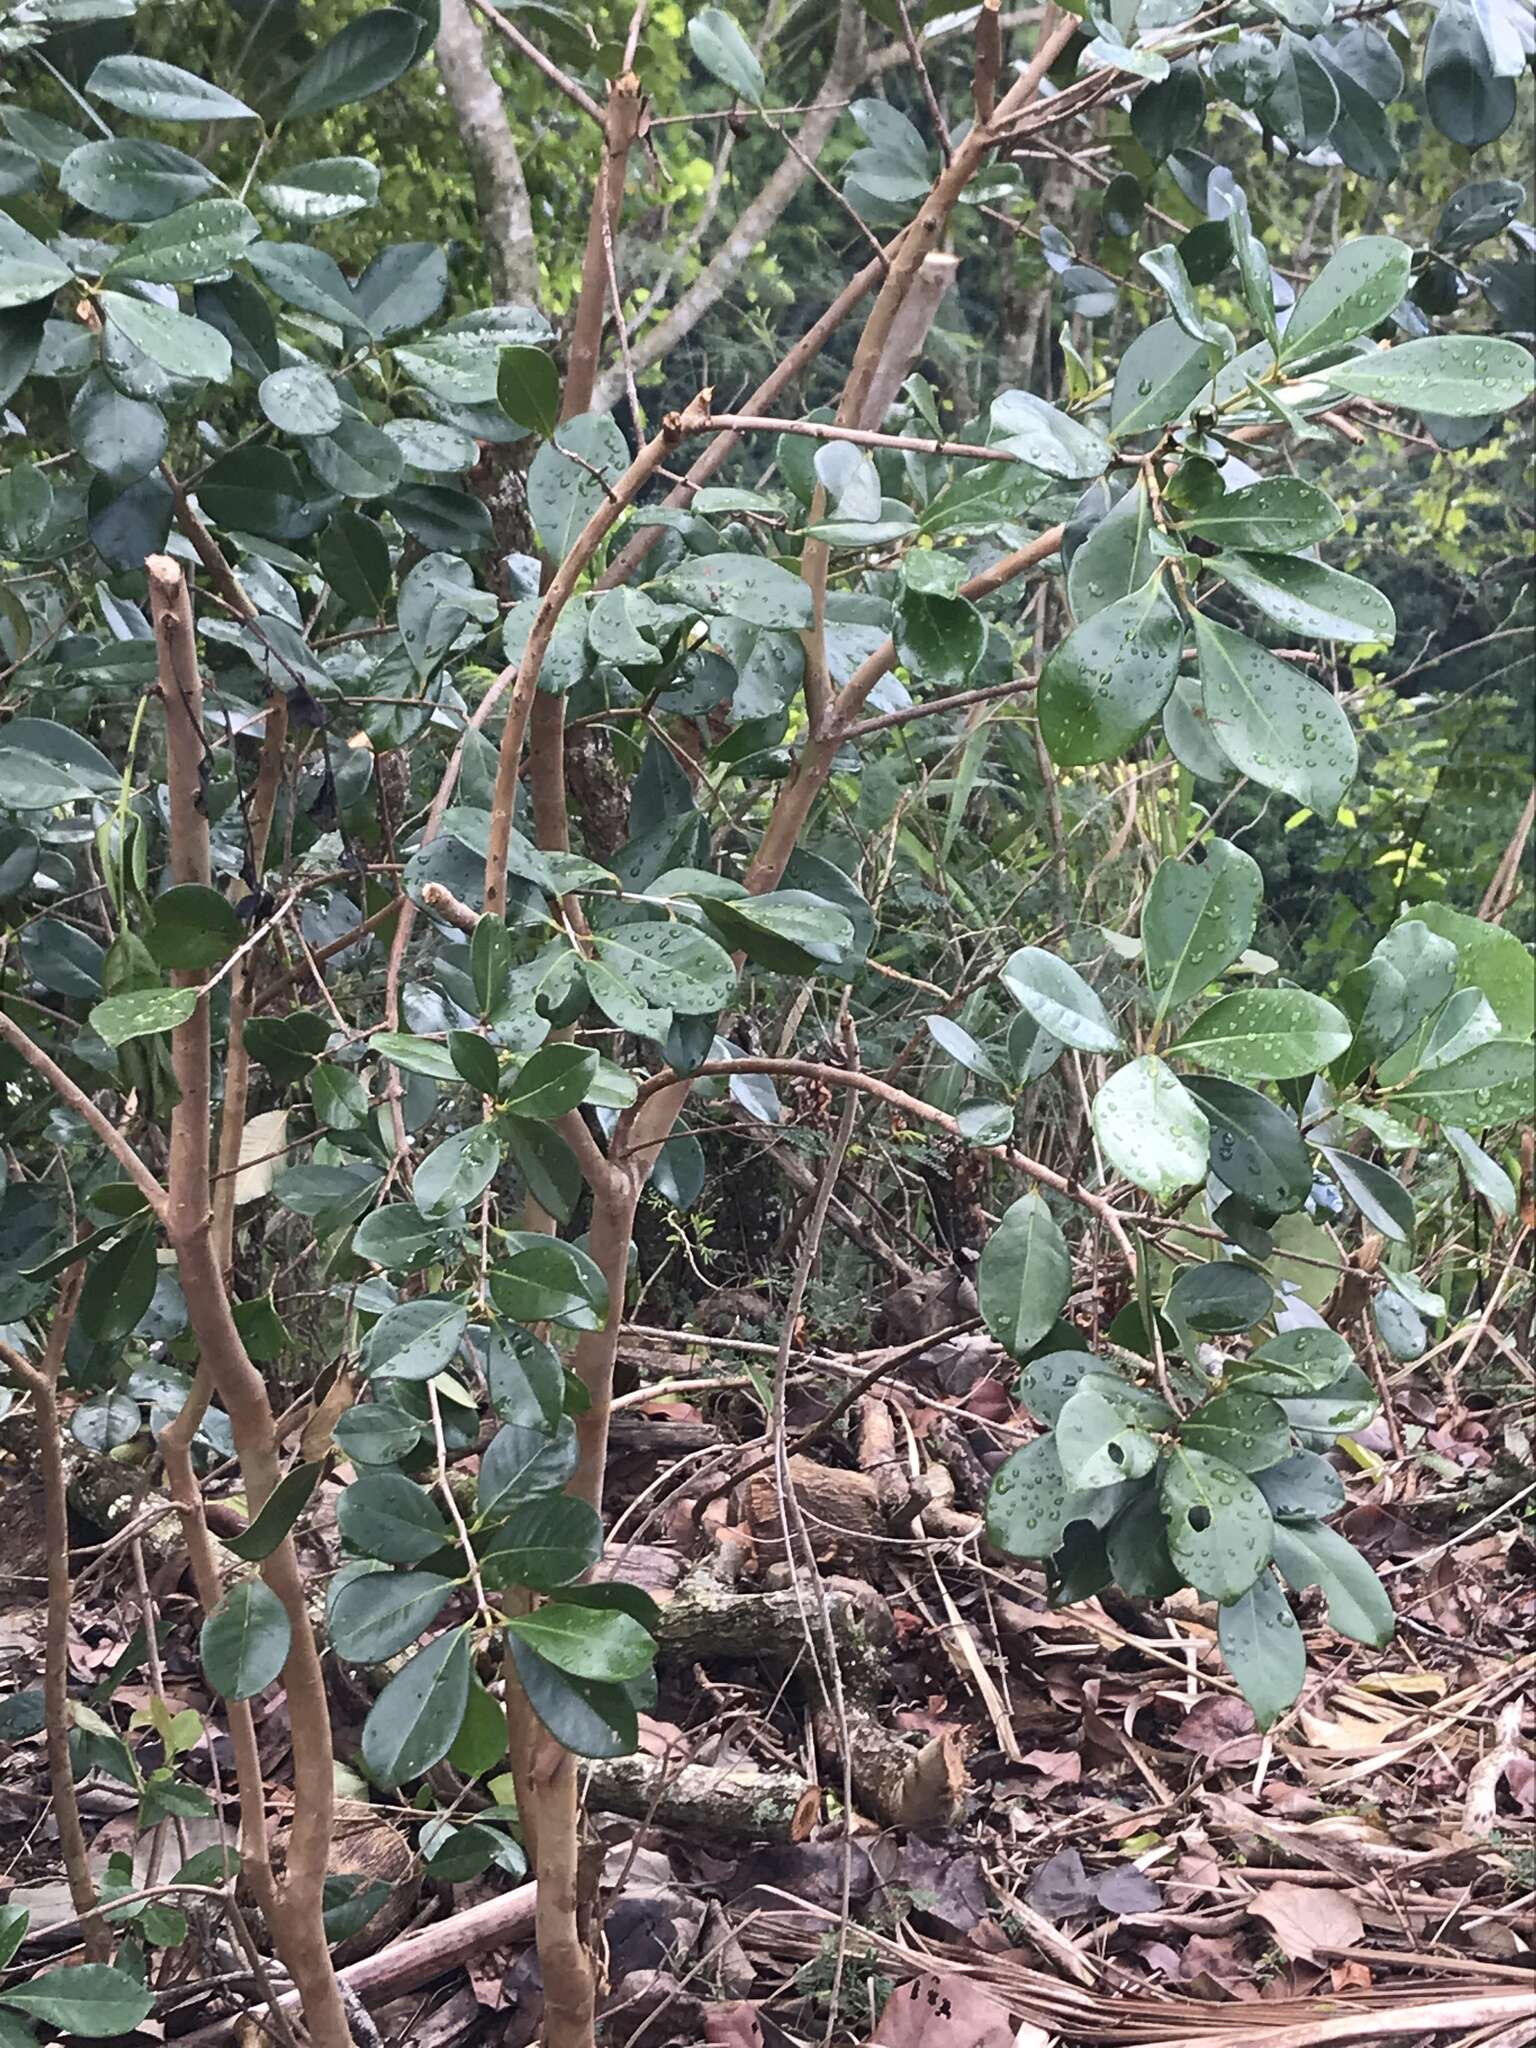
xmin=1109 ymin=319 xmax=1212 ymax=439
xmin=1055 ymin=1385 xmax=1159 ymax=1489
xmin=148 ymin=884 xmax=244 ymax=970
xmin=1039 ymin=577 xmax=1182 ymax=765
xmin=86 ymin=57 xmax=257 ymax=122
xmin=1001 ymin=946 xmax=1118 ymax=1052
xmin=99 ymin=292 xmax=232 ymax=384
xmin=318 ymin=511 xmax=391 ymax=615
xmin=1160 ymin=1447 xmax=1273 ymax=1602
xmin=501 ymin=1042 xmax=598 ymax=1119
xmin=527 ymin=413 xmax=630 ymax=555
xmin=259 ymin=157 xmax=380 ymax=223
xmin=660 ymin=553 xmax=814 ymax=630
xmin=985 ymin=1435 xmax=1097 ymax=1561
xmin=1253 ymin=1447 xmax=1345 ymax=1521
xmin=360 ymin=1627 xmax=470 ymax=1784
xmin=225 ymin=1462 xmax=322 ymax=1562
xmin=1232 ymin=1328 xmax=1353 ymax=1395
xmin=1144 ymin=838 xmax=1262 ymax=1021
xmin=79 ymin=1226 xmax=156 ymax=1341
xmin=1166 ymin=1259 xmax=1274 ymax=1335
xmin=1269 ymin=1519 xmax=1394 ymax=1644
xmin=338 ymin=1472 xmax=453 ymax=1563
xmin=1318 ymin=1147 xmax=1415 ymax=1242
xmin=1185 ymin=480 xmax=1339 ymax=551
xmin=200 ymin=1580 xmax=291 ymax=1700
xmin=0 ymin=1965 xmax=153 ymax=2039
xmin=491 ymin=1237 xmax=610 ymax=1329
xmin=1066 ymin=480 xmax=1159 ymax=619
xmin=1423 ymin=0 xmax=1515 ymax=146
xmin=1194 ymin=615 xmax=1357 ymax=819
xmin=506 ymin=1601 xmax=653 ymax=1682
xmin=360 ymin=1298 xmax=468 ymax=1381
xmin=1217 ymin=1570 xmax=1304 ymax=1728
xmin=413 ymin=1124 xmax=503 ymax=1219
xmin=497 ymin=345 xmax=559 ymax=434
xmin=105 ymin=198 xmax=259 ymax=285
xmin=284 ymin=9 xmax=424 ymax=118
xmin=979 ymin=1192 xmax=1072 ymax=1360
xmin=328 ymin=1570 xmax=453 ymax=1660
xmin=1180 ymin=1386 xmax=1290 ymax=1472
xmin=58 ymin=138 xmax=216 ymax=220
xmin=1216 ymin=552 xmax=1395 ymax=644
xmin=477 ymin=1418 xmax=578 ymax=1515
xmin=1391 ymin=1040 xmax=1532 ymax=1127
xmin=506 ymin=1633 xmax=637 ymax=1758
xmin=481 ymin=1495 xmax=602 ymax=1590
xmin=1327 ymin=336 xmax=1534 ymax=418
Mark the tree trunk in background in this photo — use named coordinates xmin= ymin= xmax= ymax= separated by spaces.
xmin=435 ymin=0 xmax=541 ymax=307
xmin=592 ymin=1 xmax=867 ymax=412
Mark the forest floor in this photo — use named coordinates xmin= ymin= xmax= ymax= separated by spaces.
xmin=1 ymin=1303 xmax=1532 ymax=2048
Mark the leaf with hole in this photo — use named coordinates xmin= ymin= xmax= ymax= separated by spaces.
xmin=1160 ymin=1446 xmax=1274 ymax=1602
xmin=986 ymin=1435 xmax=1103 ymax=1561
xmin=1056 ymin=1385 xmax=1159 ymax=1489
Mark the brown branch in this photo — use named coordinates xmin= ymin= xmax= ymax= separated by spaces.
xmin=974 ymin=0 xmax=1003 ymax=122
xmin=0 ymin=1277 xmax=108 ymax=1961
xmin=483 ymin=392 xmax=713 ymax=917
xmin=460 ymin=0 xmax=605 ymax=124
xmin=146 ymin=557 xmax=349 ymax=2048
xmin=0 ymin=1010 xmax=168 ymax=1218
xmin=703 ymin=412 xmax=1027 ymax=463
xmin=624 ymin=1057 xmax=1138 ymax=1275
xmin=841 ymin=671 xmax=1039 ymax=740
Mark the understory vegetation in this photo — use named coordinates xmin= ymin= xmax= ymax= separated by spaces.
xmin=0 ymin=0 xmax=1531 ymax=2043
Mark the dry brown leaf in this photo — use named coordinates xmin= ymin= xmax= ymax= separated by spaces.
xmin=1250 ymin=1882 xmax=1364 ymax=1962
xmin=869 ymin=1972 xmax=1016 ymax=2047
xmin=1355 ymin=1670 xmax=1448 ymax=1700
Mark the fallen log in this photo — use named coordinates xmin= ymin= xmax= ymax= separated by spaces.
xmin=582 ymin=1752 xmax=819 ymax=1842
xmin=814 ymin=1705 xmax=967 ymax=1832
xmin=171 ymin=1884 xmax=538 ymax=2047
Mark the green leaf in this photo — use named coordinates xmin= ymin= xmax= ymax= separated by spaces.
xmin=1232 ymin=1329 xmax=1354 ymax=1395
xmin=259 ymin=365 xmax=344 ymax=437
xmin=1166 ymin=1259 xmax=1273 ymax=1335
xmin=489 ymin=1238 xmax=609 ymax=1330
xmin=1180 ymin=1387 xmax=1290 ymax=1472
xmin=1218 ymin=1571 xmax=1304 ymax=1729
xmin=319 ymin=511 xmax=391 ymax=616
xmin=1194 ymin=614 xmax=1357 ymax=819
xmin=1424 ymin=0 xmax=1514 ymax=147
xmin=329 ymin=1570 xmax=453 ymax=1660
xmin=1039 ymin=577 xmax=1182 ymax=765
xmin=924 ymin=1015 xmax=1005 ymax=1085
xmin=360 ymin=1299 xmax=468 ymax=1382
xmin=1092 ymin=1056 xmax=1210 ymax=1201
xmin=659 ymin=553 xmax=814 ymax=631
xmin=371 ymin=1031 xmax=457 ymax=1081
xmin=506 ymin=1634 xmax=637 ymax=1758
xmin=1279 ymin=236 xmax=1412 ymax=361
xmin=352 ymin=242 xmax=447 ymax=339
xmin=413 ymin=1124 xmax=503 ymax=1219
xmin=0 ymin=1966 xmax=153 ymax=2039
xmin=1067 ymin=480 xmax=1159 ymax=618
xmin=895 ymin=589 xmax=986 ymax=688
xmin=501 ymin=1043 xmax=599 ymax=1119
xmin=70 ymin=374 xmax=167 ymax=486
xmin=497 ymin=345 xmax=559 ymax=435
xmin=1391 ymin=1041 xmax=1532 ymax=1129
xmin=979 ymin=1191 xmax=1072 ymax=1359
xmin=1144 ymin=839 xmax=1262 ymax=1022
xmin=990 ymin=390 xmax=1111 ymax=480
xmin=1106 ymin=1486 xmax=1183 ymax=1597
xmin=1184 ymin=480 xmax=1339 ymax=551
xmin=79 ymin=1227 xmax=156 ymax=1342
xmin=1435 ymin=177 xmax=1525 ymax=256
xmin=226 ymin=1462 xmax=322 ymax=1562
xmin=1056 ymin=1385 xmax=1159 ymax=1488
xmin=506 ymin=1602 xmax=653 ymax=1682
xmin=1325 ymin=335 xmax=1534 ymax=418
xmin=697 ymin=890 xmax=852 ymax=975
xmin=361 ymin=1627 xmax=470 ymax=1784
xmin=1253 ymin=1448 xmax=1345 ymax=1520
xmin=259 ymin=157 xmax=380 ymax=224
xmin=105 ymin=199 xmax=259 ymax=285
xmin=1000 ymin=946 xmax=1118 ymax=1053
xmin=1319 ymin=1147 xmax=1414 ymax=1242
xmin=148 ymin=884 xmax=244 ymax=971
xmin=59 ymin=139 xmax=216 ymax=222
xmin=90 ymin=985 xmax=198 ymax=1048
xmin=1183 ymin=1076 xmax=1311 ymax=1213
xmin=1443 ymin=1125 xmax=1516 ymax=1219
xmin=99 ymin=291 xmax=232 ymax=383
xmin=1215 ymin=552 xmax=1395 ymax=645
xmin=688 ymin=7 xmax=765 ymax=103
xmin=986 ymin=1436 xmax=1084 ymax=1560
xmin=448 ymin=1677 xmax=510 ymax=1779
xmin=1270 ymin=1520 xmax=1394 ymax=1645
xmin=1408 ymin=902 xmax=1535 ymax=1040
xmin=284 ymin=9 xmax=424 ymax=118
xmin=527 ymin=413 xmax=629 ymax=555
xmin=0 ymin=214 xmax=72 ymax=311
xmin=1129 ymin=56 xmax=1204 ymax=158
xmin=86 ymin=56 xmax=257 ymax=123
xmin=594 ymin=922 xmax=738 ymax=1015
xmin=1174 ymin=986 xmax=1351 ymax=1081
xmin=71 ymin=1390 xmax=143 ymax=1450
xmin=0 ymin=720 xmax=119 ymax=809
xmin=477 ymin=1418 xmax=578 ymax=1515
xmin=1160 ymin=1447 xmax=1274 ymax=1602
xmin=311 ymin=1062 xmax=370 ymax=1131
xmin=481 ymin=1495 xmax=602 ymax=1590
xmin=199 ymin=1581 xmax=291 ymax=1700
xmin=1110 ymin=319 xmax=1212 ymax=439
xmin=338 ymin=1472 xmax=453 ymax=1563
